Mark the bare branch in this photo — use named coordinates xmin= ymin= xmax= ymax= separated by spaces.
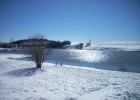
xmin=23 ymin=34 xmax=51 ymax=68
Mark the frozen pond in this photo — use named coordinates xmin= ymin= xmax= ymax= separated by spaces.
xmin=48 ymin=49 xmax=140 ymax=72
xmin=0 ymin=49 xmax=140 ymax=72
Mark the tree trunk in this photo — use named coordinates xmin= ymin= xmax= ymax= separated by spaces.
xmin=37 ymin=63 xmax=41 ymax=68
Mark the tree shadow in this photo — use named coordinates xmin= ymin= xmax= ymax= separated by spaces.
xmin=7 ymin=56 xmax=31 ymax=61
xmin=3 ymin=67 xmax=43 ymax=77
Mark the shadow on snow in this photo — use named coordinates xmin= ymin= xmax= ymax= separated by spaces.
xmin=7 ymin=56 xmax=31 ymax=61
xmin=3 ymin=67 xmax=43 ymax=77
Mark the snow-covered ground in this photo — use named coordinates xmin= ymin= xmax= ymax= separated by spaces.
xmin=70 ymin=41 xmax=140 ymax=51
xmin=0 ymin=53 xmax=140 ymax=100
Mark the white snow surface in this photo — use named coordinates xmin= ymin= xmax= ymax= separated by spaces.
xmin=77 ymin=41 xmax=140 ymax=51
xmin=0 ymin=53 xmax=140 ymax=100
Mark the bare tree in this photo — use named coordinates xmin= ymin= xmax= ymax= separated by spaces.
xmin=85 ymin=39 xmax=91 ymax=47
xmin=9 ymin=37 xmax=14 ymax=43
xmin=24 ymin=34 xmax=51 ymax=68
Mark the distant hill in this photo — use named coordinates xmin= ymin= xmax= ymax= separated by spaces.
xmin=10 ymin=39 xmax=48 ymax=45
xmin=9 ymin=39 xmax=71 ymax=49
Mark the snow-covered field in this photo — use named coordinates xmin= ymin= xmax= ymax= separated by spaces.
xmin=71 ymin=41 xmax=140 ymax=51
xmin=0 ymin=53 xmax=140 ymax=100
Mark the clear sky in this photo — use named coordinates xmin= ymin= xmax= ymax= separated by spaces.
xmin=0 ymin=0 xmax=140 ymax=42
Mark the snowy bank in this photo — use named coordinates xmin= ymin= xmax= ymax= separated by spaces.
xmin=0 ymin=53 xmax=140 ymax=100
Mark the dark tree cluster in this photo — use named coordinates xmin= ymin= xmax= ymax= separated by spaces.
xmin=48 ymin=40 xmax=71 ymax=48
xmin=0 ymin=42 xmax=13 ymax=48
xmin=75 ymin=43 xmax=84 ymax=49
xmin=9 ymin=39 xmax=71 ymax=49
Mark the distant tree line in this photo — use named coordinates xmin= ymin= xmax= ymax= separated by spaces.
xmin=48 ymin=40 xmax=71 ymax=48
xmin=0 ymin=42 xmax=13 ymax=48
xmin=0 ymin=39 xmax=71 ymax=49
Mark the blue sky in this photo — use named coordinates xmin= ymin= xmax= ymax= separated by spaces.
xmin=0 ymin=0 xmax=140 ymax=42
